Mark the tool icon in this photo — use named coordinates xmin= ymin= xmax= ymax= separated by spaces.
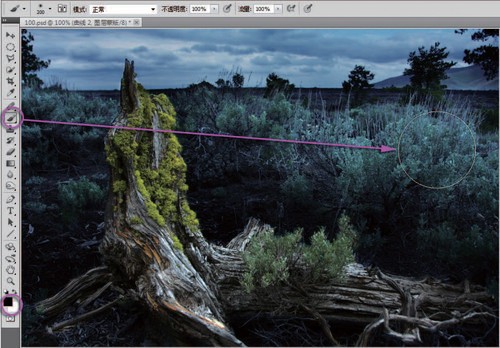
xmin=7 ymin=89 xmax=16 ymax=97
xmin=7 ymin=137 xmax=15 ymax=144
xmin=5 ymin=111 xmax=17 ymax=123
xmin=11 ymin=5 xmax=20 ymax=12
xmin=6 ymin=160 xmax=16 ymax=167
xmin=5 ymin=243 xmax=16 ymax=251
xmin=6 ymin=182 xmax=16 ymax=190
xmin=6 ymin=54 xmax=15 ymax=63
xmin=8 ymin=218 xmax=14 ymax=226
xmin=6 ymin=148 xmax=15 ymax=156
xmin=7 ymin=207 xmax=14 ymax=214
xmin=223 ymin=4 xmax=232 ymax=13
xmin=7 ymin=230 xmax=15 ymax=238
xmin=6 ymin=66 xmax=15 ymax=73
xmin=6 ymin=195 xmax=15 ymax=203
xmin=6 ymin=32 xmax=15 ymax=39
xmin=287 ymin=4 xmax=296 ymax=12
xmin=6 ymin=43 xmax=15 ymax=51
xmin=7 ymin=171 xmax=14 ymax=179
xmin=5 ymin=255 xmax=16 ymax=264
xmin=7 ymin=77 xmax=15 ymax=85
xmin=6 ymin=265 xmax=15 ymax=274
xmin=304 ymin=4 xmax=313 ymax=13
xmin=7 ymin=278 xmax=15 ymax=286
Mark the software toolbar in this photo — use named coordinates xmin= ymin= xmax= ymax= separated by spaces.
xmin=1 ymin=19 xmax=21 ymax=329
xmin=1 ymin=1 xmax=499 ymax=19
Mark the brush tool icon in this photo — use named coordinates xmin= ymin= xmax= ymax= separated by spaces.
xmin=6 ymin=112 xmax=17 ymax=122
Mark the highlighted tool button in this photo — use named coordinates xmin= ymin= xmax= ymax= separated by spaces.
xmin=1 ymin=106 xmax=24 ymax=130
xmin=5 ymin=111 xmax=17 ymax=124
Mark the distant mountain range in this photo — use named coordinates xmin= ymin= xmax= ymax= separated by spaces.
xmin=374 ymin=65 xmax=498 ymax=91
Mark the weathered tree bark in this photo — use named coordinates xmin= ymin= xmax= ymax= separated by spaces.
xmin=37 ymin=60 xmax=497 ymax=346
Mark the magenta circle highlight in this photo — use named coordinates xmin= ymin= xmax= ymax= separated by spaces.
xmin=1 ymin=294 xmax=23 ymax=316
xmin=1 ymin=105 xmax=24 ymax=130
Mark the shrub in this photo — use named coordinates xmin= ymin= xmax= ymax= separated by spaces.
xmin=58 ymin=177 xmax=105 ymax=223
xmin=264 ymin=73 xmax=295 ymax=98
xmin=244 ymin=95 xmax=496 ymax=283
xmin=211 ymin=187 xmax=227 ymax=198
xmin=24 ymin=201 xmax=52 ymax=215
xmin=280 ymin=174 xmax=313 ymax=203
xmin=175 ymin=87 xmax=313 ymax=183
xmin=241 ymin=228 xmax=301 ymax=293
xmin=216 ymin=103 xmax=249 ymax=134
xmin=303 ymin=226 xmax=355 ymax=283
xmin=242 ymin=214 xmax=356 ymax=293
xmin=22 ymin=87 xmax=119 ymax=171
xmin=22 ymin=124 xmax=54 ymax=173
xmin=24 ymin=176 xmax=59 ymax=219
xmin=416 ymin=223 xmax=498 ymax=283
xmin=479 ymin=108 xmax=499 ymax=132
xmin=172 ymin=84 xmax=497 ymax=284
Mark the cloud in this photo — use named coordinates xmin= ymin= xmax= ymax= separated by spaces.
xmin=187 ymin=43 xmax=257 ymax=55
xmin=28 ymin=28 xmax=487 ymax=89
xmin=250 ymin=54 xmax=291 ymax=66
xmin=131 ymin=46 xmax=149 ymax=54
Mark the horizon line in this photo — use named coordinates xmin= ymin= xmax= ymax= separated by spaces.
xmin=28 ymin=86 xmax=499 ymax=92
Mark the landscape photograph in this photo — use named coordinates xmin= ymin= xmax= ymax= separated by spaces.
xmin=20 ymin=29 xmax=498 ymax=346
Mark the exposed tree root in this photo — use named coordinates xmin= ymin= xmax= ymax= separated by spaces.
xmin=356 ymin=269 xmax=497 ymax=346
xmin=50 ymin=296 xmax=123 ymax=332
xmin=37 ymin=266 xmax=112 ymax=318
xmin=300 ymin=304 xmax=340 ymax=346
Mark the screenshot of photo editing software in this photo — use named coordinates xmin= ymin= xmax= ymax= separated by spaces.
xmin=1 ymin=1 xmax=499 ymax=347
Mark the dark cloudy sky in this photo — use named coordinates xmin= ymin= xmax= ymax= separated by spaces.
xmin=31 ymin=29 xmax=491 ymax=90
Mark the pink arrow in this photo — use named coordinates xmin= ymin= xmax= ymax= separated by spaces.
xmin=380 ymin=145 xmax=397 ymax=153
xmin=22 ymin=118 xmax=396 ymax=154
